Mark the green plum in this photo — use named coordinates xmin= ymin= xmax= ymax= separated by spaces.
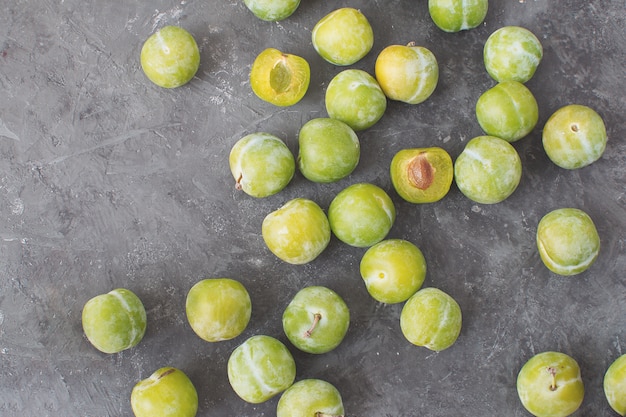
xmin=328 ymin=183 xmax=396 ymax=248
xmin=375 ymin=43 xmax=439 ymax=104
xmin=517 ymin=351 xmax=584 ymax=417
xmin=542 ymin=104 xmax=608 ymax=169
xmin=604 ymin=354 xmax=626 ymax=416
xmin=428 ymin=0 xmax=488 ymax=33
xmin=81 ymin=288 xmax=147 ymax=354
xmin=227 ymin=335 xmax=296 ymax=403
xmin=243 ymin=0 xmax=300 ymax=21
xmin=390 ymin=147 xmax=454 ymax=204
xmin=277 ymin=379 xmax=345 ymax=417
xmin=360 ymin=239 xmax=427 ymax=304
xmin=140 ymin=26 xmax=200 ymax=88
xmin=325 ymin=69 xmax=387 ymax=131
xmin=185 ymin=278 xmax=251 ymax=342
xmin=229 ymin=132 xmax=295 ymax=198
xmin=262 ymin=198 xmax=331 ymax=264
xmin=454 ymin=135 xmax=522 ymax=204
xmin=536 ymin=208 xmax=600 ymax=276
xmin=484 ymin=26 xmax=543 ymax=83
xmin=282 ymin=286 xmax=350 ymax=354
xmin=400 ymin=287 xmax=462 ymax=351
xmin=311 ymin=7 xmax=374 ymax=66
xmin=297 ymin=118 xmax=360 ymax=183
xmin=475 ymin=80 xmax=539 ymax=142
xmin=131 ymin=367 xmax=198 ymax=417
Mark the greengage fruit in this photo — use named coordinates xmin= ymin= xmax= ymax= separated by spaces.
xmin=250 ymin=48 xmax=310 ymax=107
xmin=475 ymin=80 xmax=539 ymax=142
xmin=262 ymin=198 xmax=331 ymax=264
xmin=81 ymin=288 xmax=147 ymax=354
xmin=604 ymin=354 xmax=626 ymax=416
xmin=140 ymin=26 xmax=200 ymax=89
xmin=484 ymin=26 xmax=543 ymax=83
xmin=277 ymin=379 xmax=345 ymax=417
xmin=185 ymin=278 xmax=251 ymax=342
xmin=390 ymin=147 xmax=453 ymax=204
xmin=536 ymin=208 xmax=600 ymax=276
xmin=454 ymin=135 xmax=522 ymax=204
xmin=311 ymin=7 xmax=374 ymax=66
xmin=243 ymin=0 xmax=300 ymax=21
xmin=360 ymin=239 xmax=427 ymax=304
xmin=328 ymin=183 xmax=396 ymax=248
xmin=282 ymin=286 xmax=350 ymax=354
xmin=229 ymin=132 xmax=295 ymax=198
xmin=542 ymin=104 xmax=608 ymax=169
xmin=297 ymin=118 xmax=360 ymax=183
xmin=131 ymin=367 xmax=198 ymax=417
xmin=227 ymin=335 xmax=296 ymax=403
xmin=375 ymin=43 xmax=439 ymax=104
xmin=325 ymin=69 xmax=387 ymax=132
xmin=428 ymin=0 xmax=488 ymax=33
xmin=517 ymin=351 xmax=584 ymax=417
xmin=400 ymin=287 xmax=462 ymax=351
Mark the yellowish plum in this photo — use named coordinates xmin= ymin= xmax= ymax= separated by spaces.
xmin=400 ymin=287 xmax=462 ymax=351
xmin=262 ymin=198 xmax=331 ymax=264
xmin=517 ymin=351 xmax=584 ymax=417
xmin=604 ymin=354 xmax=626 ymax=416
xmin=390 ymin=147 xmax=453 ymax=204
xmin=250 ymin=48 xmax=310 ymax=107
xmin=360 ymin=239 xmax=427 ymax=304
xmin=185 ymin=278 xmax=251 ymax=342
xmin=428 ymin=0 xmax=488 ymax=33
xmin=227 ymin=335 xmax=296 ymax=403
xmin=277 ymin=379 xmax=345 ymax=417
xmin=536 ymin=208 xmax=600 ymax=276
xmin=131 ymin=367 xmax=198 ymax=417
xmin=375 ymin=43 xmax=439 ymax=104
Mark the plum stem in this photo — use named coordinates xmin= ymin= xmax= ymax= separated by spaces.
xmin=235 ymin=173 xmax=243 ymax=190
xmin=315 ymin=413 xmax=344 ymax=417
xmin=158 ymin=368 xmax=176 ymax=379
xmin=548 ymin=366 xmax=558 ymax=391
xmin=304 ymin=313 xmax=322 ymax=338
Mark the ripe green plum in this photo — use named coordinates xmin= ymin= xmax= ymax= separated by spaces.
xmin=185 ymin=278 xmax=251 ymax=342
xmin=277 ymin=379 xmax=345 ymax=417
xmin=360 ymin=239 xmax=427 ymax=304
xmin=604 ymin=354 xmax=626 ymax=416
xmin=400 ymin=287 xmax=462 ymax=351
xmin=325 ymin=69 xmax=387 ymax=131
xmin=536 ymin=208 xmax=600 ymax=276
xmin=328 ymin=183 xmax=396 ymax=248
xmin=282 ymin=286 xmax=350 ymax=354
xmin=454 ymin=135 xmax=522 ymax=204
xmin=140 ymin=26 xmax=200 ymax=89
xmin=475 ymin=80 xmax=539 ymax=142
xmin=262 ymin=198 xmax=331 ymax=264
xmin=298 ymin=118 xmax=360 ymax=183
xmin=131 ymin=367 xmax=198 ymax=417
xmin=312 ymin=7 xmax=374 ymax=66
xmin=542 ymin=104 xmax=608 ymax=169
xmin=390 ymin=147 xmax=453 ymax=204
xmin=229 ymin=132 xmax=295 ymax=198
xmin=228 ymin=335 xmax=296 ymax=403
xmin=375 ymin=43 xmax=439 ymax=104
xmin=243 ymin=0 xmax=300 ymax=21
xmin=517 ymin=351 xmax=584 ymax=417
xmin=484 ymin=26 xmax=543 ymax=83
xmin=428 ymin=0 xmax=488 ymax=33
xmin=81 ymin=288 xmax=147 ymax=354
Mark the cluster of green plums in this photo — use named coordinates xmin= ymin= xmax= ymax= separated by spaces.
xmin=86 ymin=1 xmax=617 ymax=416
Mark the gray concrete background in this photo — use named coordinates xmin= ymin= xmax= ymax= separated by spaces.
xmin=0 ymin=0 xmax=624 ymax=416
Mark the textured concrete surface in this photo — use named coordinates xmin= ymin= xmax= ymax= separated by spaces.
xmin=0 ymin=0 xmax=624 ymax=416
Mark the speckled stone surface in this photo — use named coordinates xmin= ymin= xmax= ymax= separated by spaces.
xmin=0 ymin=1 xmax=624 ymax=416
